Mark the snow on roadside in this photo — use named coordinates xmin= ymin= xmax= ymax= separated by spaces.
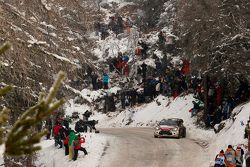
xmin=38 ymin=92 xmax=250 ymax=167
xmin=65 ymin=85 xmax=121 ymax=104
xmin=207 ymin=102 xmax=250 ymax=166
xmin=90 ymin=95 xmax=249 ymax=166
xmin=36 ymin=133 xmax=112 ymax=167
xmin=64 ymin=99 xmax=90 ymax=116
xmin=93 ymin=94 xmax=214 ymax=142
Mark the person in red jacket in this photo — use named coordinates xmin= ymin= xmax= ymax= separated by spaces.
xmin=63 ymin=135 xmax=69 ymax=156
xmin=73 ymin=135 xmax=88 ymax=161
xmin=123 ymin=63 xmax=129 ymax=77
xmin=53 ymin=122 xmax=63 ymax=148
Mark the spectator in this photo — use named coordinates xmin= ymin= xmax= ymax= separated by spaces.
xmin=94 ymin=21 xmax=101 ymax=36
xmin=155 ymin=59 xmax=162 ymax=77
xmin=140 ymin=41 xmax=148 ymax=59
xmin=235 ymin=145 xmax=244 ymax=167
xmin=158 ymin=31 xmax=165 ymax=46
xmin=68 ymin=130 xmax=76 ymax=160
xmin=130 ymin=88 xmax=137 ymax=106
xmin=124 ymin=17 xmax=132 ymax=33
xmin=225 ymin=145 xmax=237 ymax=167
xmin=123 ymin=63 xmax=129 ymax=77
xmin=109 ymin=93 xmax=116 ymax=112
xmin=191 ymin=99 xmax=203 ymax=117
xmin=141 ymin=62 xmax=147 ymax=79
xmin=121 ymin=90 xmax=126 ymax=109
xmin=103 ymin=73 xmax=110 ymax=89
xmin=97 ymin=78 xmax=103 ymax=89
xmin=244 ymin=121 xmax=250 ymax=139
xmin=214 ymin=150 xmax=227 ymax=167
xmin=83 ymin=110 xmax=92 ymax=121
xmin=53 ymin=122 xmax=63 ymax=148
xmin=63 ymin=133 xmax=69 ymax=156
xmin=45 ymin=118 xmax=52 ymax=140
xmin=245 ymin=151 xmax=250 ymax=167
xmin=91 ymin=72 xmax=98 ymax=90
xmin=73 ymin=135 xmax=88 ymax=161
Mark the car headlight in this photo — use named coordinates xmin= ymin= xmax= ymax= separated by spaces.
xmin=155 ymin=127 xmax=160 ymax=130
xmin=172 ymin=128 xmax=178 ymax=131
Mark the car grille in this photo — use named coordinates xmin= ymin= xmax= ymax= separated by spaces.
xmin=159 ymin=130 xmax=172 ymax=135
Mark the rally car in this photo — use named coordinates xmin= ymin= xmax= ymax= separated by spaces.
xmin=154 ymin=118 xmax=186 ymax=138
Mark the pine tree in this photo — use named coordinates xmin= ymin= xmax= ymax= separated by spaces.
xmin=0 ymin=42 xmax=66 ymax=156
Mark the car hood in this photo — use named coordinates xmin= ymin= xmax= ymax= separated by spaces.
xmin=158 ymin=125 xmax=177 ymax=130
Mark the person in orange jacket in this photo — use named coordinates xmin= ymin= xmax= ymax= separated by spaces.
xmin=73 ymin=135 xmax=88 ymax=161
xmin=225 ymin=145 xmax=237 ymax=167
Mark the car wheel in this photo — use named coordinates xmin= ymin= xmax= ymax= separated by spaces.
xmin=154 ymin=135 xmax=158 ymax=138
xmin=182 ymin=129 xmax=186 ymax=138
xmin=177 ymin=131 xmax=181 ymax=139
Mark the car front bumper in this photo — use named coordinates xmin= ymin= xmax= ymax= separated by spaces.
xmin=154 ymin=129 xmax=179 ymax=137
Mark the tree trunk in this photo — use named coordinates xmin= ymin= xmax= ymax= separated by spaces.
xmin=203 ymin=74 xmax=208 ymax=125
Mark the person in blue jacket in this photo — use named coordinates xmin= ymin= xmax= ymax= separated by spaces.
xmin=103 ymin=73 xmax=110 ymax=89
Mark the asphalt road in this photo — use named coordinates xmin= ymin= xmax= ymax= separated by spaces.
xmin=99 ymin=128 xmax=208 ymax=167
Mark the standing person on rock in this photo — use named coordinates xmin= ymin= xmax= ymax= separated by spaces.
xmin=91 ymin=72 xmax=98 ymax=90
xmin=121 ymin=90 xmax=126 ymax=109
xmin=68 ymin=130 xmax=77 ymax=160
xmin=141 ymin=62 xmax=147 ymax=80
xmin=102 ymin=72 xmax=110 ymax=89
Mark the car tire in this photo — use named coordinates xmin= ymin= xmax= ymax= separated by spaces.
xmin=177 ymin=132 xmax=181 ymax=139
xmin=154 ymin=135 xmax=158 ymax=138
xmin=182 ymin=128 xmax=186 ymax=138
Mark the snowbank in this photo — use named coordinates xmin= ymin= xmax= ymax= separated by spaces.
xmin=93 ymin=95 xmax=214 ymax=141
xmin=36 ymin=133 xmax=111 ymax=167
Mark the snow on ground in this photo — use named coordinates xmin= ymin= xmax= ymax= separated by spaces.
xmin=92 ymin=95 xmax=249 ymax=166
xmin=65 ymin=85 xmax=121 ymax=104
xmin=93 ymin=29 xmax=139 ymax=60
xmin=31 ymin=87 xmax=250 ymax=166
xmin=36 ymin=133 xmax=111 ymax=167
xmin=93 ymin=94 xmax=214 ymax=141
xmin=64 ymin=99 xmax=90 ymax=116
xmin=208 ymin=102 xmax=250 ymax=166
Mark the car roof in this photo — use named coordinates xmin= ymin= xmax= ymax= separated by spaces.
xmin=161 ymin=118 xmax=183 ymax=122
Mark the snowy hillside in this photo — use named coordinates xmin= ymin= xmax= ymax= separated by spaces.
xmin=0 ymin=0 xmax=249 ymax=166
xmin=36 ymin=94 xmax=247 ymax=167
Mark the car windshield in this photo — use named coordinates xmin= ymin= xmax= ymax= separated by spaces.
xmin=159 ymin=119 xmax=178 ymax=126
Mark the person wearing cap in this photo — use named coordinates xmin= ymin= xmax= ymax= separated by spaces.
xmin=214 ymin=150 xmax=227 ymax=167
xmin=235 ymin=145 xmax=244 ymax=167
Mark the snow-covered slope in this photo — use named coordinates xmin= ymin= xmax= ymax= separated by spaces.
xmin=36 ymin=133 xmax=110 ymax=167
xmin=62 ymin=94 xmax=250 ymax=167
